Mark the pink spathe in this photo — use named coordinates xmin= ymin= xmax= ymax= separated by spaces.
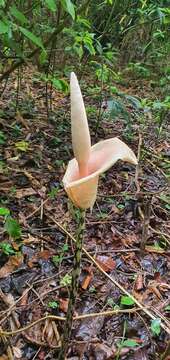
xmin=63 ymin=73 xmax=137 ymax=209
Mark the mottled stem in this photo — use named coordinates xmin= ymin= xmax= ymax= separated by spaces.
xmin=58 ymin=208 xmax=86 ymax=360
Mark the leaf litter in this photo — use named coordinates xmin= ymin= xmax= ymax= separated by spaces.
xmin=0 ymin=67 xmax=169 ymax=359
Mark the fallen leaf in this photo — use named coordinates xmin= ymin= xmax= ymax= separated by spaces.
xmin=15 ymin=188 xmax=36 ymax=199
xmin=23 ymin=306 xmax=60 ymax=348
xmin=27 ymin=250 xmax=53 ymax=268
xmin=15 ymin=111 xmax=29 ymax=130
xmin=133 ymin=348 xmax=148 ymax=359
xmin=111 ymin=204 xmax=120 ymax=214
xmin=59 ymin=298 xmax=69 ymax=313
xmin=23 ymin=234 xmax=40 ymax=244
xmin=96 ymin=256 xmax=116 ymax=272
xmin=90 ymin=342 xmax=114 ymax=359
xmin=12 ymin=346 xmax=22 ymax=359
xmin=134 ymin=273 xmax=144 ymax=291
xmin=0 ymin=255 xmax=23 ymax=278
xmin=121 ymin=233 xmax=139 ymax=247
xmin=155 ymin=141 xmax=170 ymax=154
xmin=81 ymin=268 xmax=93 ymax=290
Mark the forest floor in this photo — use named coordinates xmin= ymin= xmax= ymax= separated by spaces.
xmin=0 ymin=67 xmax=169 ymax=360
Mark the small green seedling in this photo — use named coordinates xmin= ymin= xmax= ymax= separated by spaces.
xmin=151 ymin=318 xmax=161 ymax=336
xmin=60 ymin=274 xmax=72 ymax=287
xmin=48 ymin=301 xmax=59 ymax=309
xmin=0 ymin=207 xmax=21 ymax=240
xmin=52 ymin=243 xmax=69 ymax=266
xmin=4 ymin=217 xmax=21 ymax=239
xmin=48 ymin=186 xmax=59 ymax=199
xmin=120 ymin=295 xmax=135 ymax=306
xmin=0 ymin=242 xmax=16 ymax=256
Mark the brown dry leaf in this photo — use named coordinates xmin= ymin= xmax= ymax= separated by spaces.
xmin=23 ymin=234 xmax=40 ymax=244
xmin=133 ymin=348 xmax=148 ymax=360
xmin=28 ymin=250 xmax=53 ymax=268
xmin=59 ymin=298 xmax=69 ymax=313
xmin=155 ymin=141 xmax=170 ymax=153
xmin=12 ymin=346 xmax=22 ymax=359
xmin=90 ymin=342 xmax=114 ymax=359
xmin=23 ymin=306 xmax=58 ymax=348
xmin=81 ymin=269 xmax=93 ymax=290
xmin=0 ymin=356 xmax=9 ymax=360
xmin=0 ymin=181 xmax=13 ymax=192
xmin=121 ymin=233 xmax=138 ymax=247
xmin=111 ymin=204 xmax=121 ymax=214
xmin=134 ymin=273 xmax=144 ymax=291
xmin=23 ymin=170 xmax=40 ymax=187
xmin=15 ymin=188 xmax=36 ymax=199
xmin=19 ymin=289 xmax=29 ymax=306
xmin=42 ymin=319 xmax=60 ymax=347
xmin=0 ymin=255 xmax=23 ymax=278
xmin=15 ymin=111 xmax=29 ymax=130
xmin=96 ymin=256 xmax=116 ymax=272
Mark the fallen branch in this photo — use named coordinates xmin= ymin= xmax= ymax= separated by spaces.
xmin=0 ymin=308 xmax=140 ymax=337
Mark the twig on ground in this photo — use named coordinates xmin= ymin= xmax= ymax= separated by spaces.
xmin=0 ymin=308 xmax=140 ymax=337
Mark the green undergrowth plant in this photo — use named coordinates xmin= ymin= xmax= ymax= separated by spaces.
xmin=52 ymin=243 xmax=69 ymax=266
xmin=0 ymin=207 xmax=21 ymax=240
xmin=140 ymin=96 xmax=170 ymax=136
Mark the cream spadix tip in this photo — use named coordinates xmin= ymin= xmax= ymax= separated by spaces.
xmin=70 ymin=72 xmax=91 ymax=174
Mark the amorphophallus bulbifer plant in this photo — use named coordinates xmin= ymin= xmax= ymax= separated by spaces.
xmin=58 ymin=73 xmax=137 ymax=359
xmin=63 ymin=72 xmax=137 ymax=210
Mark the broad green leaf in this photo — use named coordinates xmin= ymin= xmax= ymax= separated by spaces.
xmin=122 ymin=339 xmax=138 ymax=347
xmin=19 ymin=27 xmax=44 ymax=49
xmin=165 ymin=305 xmax=170 ymax=311
xmin=151 ymin=318 xmax=161 ymax=336
xmin=77 ymin=16 xmax=91 ymax=29
xmin=84 ymin=41 xmax=95 ymax=55
xmin=44 ymin=0 xmax=57 ymax=12
xmin=39 ymin=49 xmax=47 ymax=64
xmin=125 ymin=94 xmax=142 ymax=109
xmin=120 ymin=296 xmax=135 ymax=306
xmin=0 ymin=0 xmax=5 ymax=7
xmin=0 ymin=207 xmax=10 ymax=216
xmin=61 ymin=0 xmax=75 ymax=20
xmin=6 ymin=38 xmax=23 ymax=57
xmin=10 ymin=5 xmax=28 ymax=24
xmin=4 ymin=217 xmax=21 ymax=239
xmin=52 ymin=78 xmax=68 ymax=93
xmin=0 ymin=20 xmax=8 ymax=34
xmin=15 ymin=140 xmax=29 ymax=152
